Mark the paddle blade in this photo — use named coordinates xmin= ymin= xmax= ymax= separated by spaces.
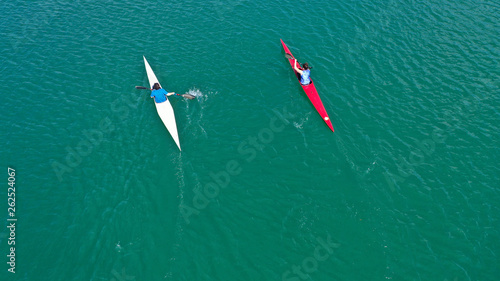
xmin=135 ymin=86 xmax=149 ymax=89
xmin=285 ymin=53 xmax=294 ymax=60
xmin=181 ymin=94 xmax=196 ymax=100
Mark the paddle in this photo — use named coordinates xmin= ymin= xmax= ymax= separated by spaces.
xmin=135 ymin=86 xmax=195 ymax=99
xmin=285 ymin=54 xmax=313 ymax=69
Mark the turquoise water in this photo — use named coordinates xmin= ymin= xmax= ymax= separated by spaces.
xmin=1 ymin=0 xmax=499 ymax=280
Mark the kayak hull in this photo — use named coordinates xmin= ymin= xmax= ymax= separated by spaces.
xmin=280 ymin=39 xmax=334 ymax=132
xmin=143 ymin=56 xmax=181 ymax=150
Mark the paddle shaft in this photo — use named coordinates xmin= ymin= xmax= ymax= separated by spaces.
xmin=135 ymin=86 xmax=195 ymax=99
xmin=285 ymin=54 xmax=313 ymax=69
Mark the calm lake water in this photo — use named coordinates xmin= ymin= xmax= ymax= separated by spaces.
xmin=1 ymin=0 xmax=499 ymax=280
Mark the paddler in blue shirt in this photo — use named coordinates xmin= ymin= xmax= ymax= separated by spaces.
xmin=293 ymin=59 xmax=311 ymax=85
xmin=150 ymin=83 xmax=175 ymax=103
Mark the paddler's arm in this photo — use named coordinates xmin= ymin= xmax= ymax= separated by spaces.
xmin=293 ymin=59 xmax=303 ymax=75
xmin=166 ymin=92 xmax=176 ymax=96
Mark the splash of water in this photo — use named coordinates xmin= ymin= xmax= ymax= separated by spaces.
xmin=185 ymin=88 xmax=204 ymax=98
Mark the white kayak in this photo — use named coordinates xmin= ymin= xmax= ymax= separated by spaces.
xmin=143 ymin=56 xmax=181 ymax=150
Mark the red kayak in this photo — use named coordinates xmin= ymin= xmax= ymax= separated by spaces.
xmin=281 ymin=39 xmax=334 ymax=132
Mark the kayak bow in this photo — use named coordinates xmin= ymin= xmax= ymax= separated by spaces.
xmin=280 ymin=39 xmax=334 ymax=132
xmin=143 ymin=56 xmax=181 ymax=150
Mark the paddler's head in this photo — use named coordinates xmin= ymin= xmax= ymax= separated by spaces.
xmin=152 ymin=83 xmax=161 ymax=90
xmin=302 ymin=63 xmax=310 ymax=70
